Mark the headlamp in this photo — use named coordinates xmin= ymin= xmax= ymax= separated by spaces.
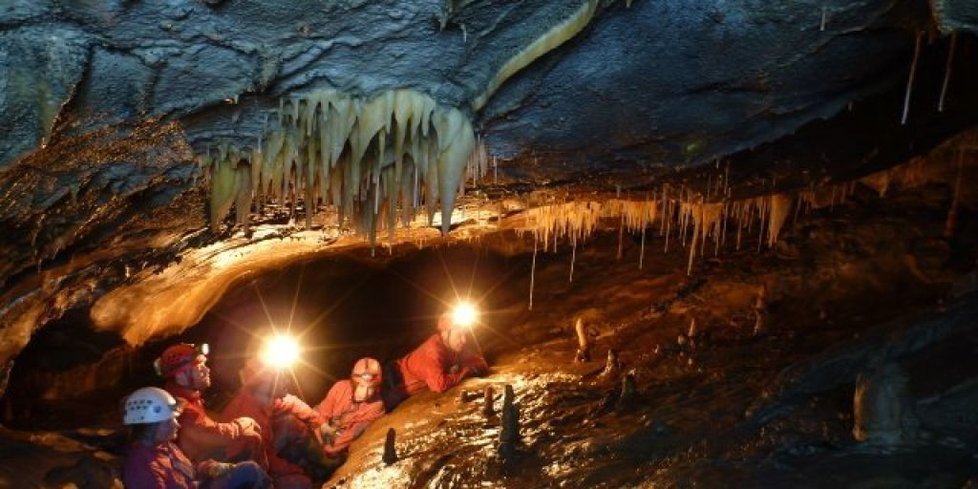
xmin=259 ymin=334 xmax=300 ymax=370
xmin=451 ymin=301 xmax=479 ymax=329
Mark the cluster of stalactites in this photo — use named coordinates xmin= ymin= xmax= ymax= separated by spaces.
xmin=522 ymin=201 xmax=605 ymax=247
xmin=518 ymin=190 xmax=843 ymax=275
xmin=521 ymin=151 xmax=947 ymax=273
xmin=198 ymin=89 xmax=479 ymax=244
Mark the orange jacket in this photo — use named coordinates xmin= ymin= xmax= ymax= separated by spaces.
xmin=222 ymin=390 xmax=322 ymax=478
xmin=395 ymin=334 xmax=488 ymax=395
xmin=165 ymin=383 xmax=266 ymax=467
xmin=314 ymin=380 xmax=385 ymax=457
xmin=122 ymin=441 xmax=196 ymax=489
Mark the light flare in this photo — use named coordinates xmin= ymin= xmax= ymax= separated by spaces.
xmin=260 ymin=333 xmax=301 ymax=370
xmin=451 ymin=301 xmax=479 ymax=329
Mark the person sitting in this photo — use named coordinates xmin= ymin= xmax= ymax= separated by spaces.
xmin=314 ymin=357 xmax=386 ymax=458
xmin=121 ymin=386 xmax=270 ymax=489
xmin=221 ymin=359 xmax=327 ymax=489
xmin=158 ymin=343 xmax=266 ymax=468
xmin=382 ymin=313 xmax=489 ymax=409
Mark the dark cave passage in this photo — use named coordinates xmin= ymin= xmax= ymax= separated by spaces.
xmin=2 ymin=245 xmax=523 ymax=433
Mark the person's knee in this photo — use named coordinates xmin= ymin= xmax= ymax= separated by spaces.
xmin=229 ymin=461 xmax=269 ymax=487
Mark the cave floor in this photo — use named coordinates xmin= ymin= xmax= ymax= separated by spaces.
xmin=327 ymin=183 xmax=978 ymax=488
xmin=3 ymin=182 xmax=978 ymax=488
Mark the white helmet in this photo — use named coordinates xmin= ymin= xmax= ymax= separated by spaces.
xmin=123 ymin=387 xmax=182 ymax=425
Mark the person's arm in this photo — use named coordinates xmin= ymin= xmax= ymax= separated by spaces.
xmin=421 ymin=347 xmax=470 ymax=393
xmin=324 ymin=401 xmax=385 ymax=457
xmin=315 ymin=383 xmax=343 ymax=419
xmin=178 ymin=407 xmax=258 ymax=452
xmin=459 ymin=348 xmax=489 ymax=374
xmin=276 ymin=394 xmax=324 ymax=426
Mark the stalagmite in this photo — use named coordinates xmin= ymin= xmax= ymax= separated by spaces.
xmin=618 ymin=370 xmax=637 ymax=406
xmin=901 ymin=31 xmax=923 ymax=126
xmin=945 ymin=151 xmax=964 ymax=238
xmin=600 ymin=349 xmax=621 ymax=378
xmin=574 ymin=317 xmax=591 ymax=362
xmin=853 ymin=362 xmax=918 ymax=445
xmin=383 ymin=428 xmax=398 ymax=465
xmin=499 ymin=384 xmax=521 ymax=460
xmin=752 ymin=284 xmax=768 ymax=337
xmin=482 ymin=385 xmax=496 ymax=418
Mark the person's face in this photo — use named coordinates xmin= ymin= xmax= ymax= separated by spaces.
xmin=177 ymin=355 xmax=211 ymax=390
xmin=444 ymin=328 xmax=468 ymax=353
xmin=153 ymin=417 xmax=180 ymax=444
xmin=251 ymin=374 xmax=286 ymax=407
xmin=352 ymin=377 xmax=377 ymax=402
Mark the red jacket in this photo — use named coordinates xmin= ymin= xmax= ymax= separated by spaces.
xmin=165 ymin=383 xmax=265 ymax=467
xmin=395 ymin=334 xmax=488 ymax=395
xmin=314 ymin=380 xmax=385 ymax=457
xmin=222 ymin=391 xmax=322 ymax=478
xmin=122 ymin=441 xmax=196 ymax=489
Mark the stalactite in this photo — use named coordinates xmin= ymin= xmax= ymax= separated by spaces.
xmin=528 ymin=235 xmax=537 ymax=311
xmin=901 ymin=31 xmax=923 ymax=126
xmin=938 ymin=32 xmax=957 ymax=113
xmin=767 ymin=194 xmax=793 ymax=246
xmin=685 ymin=202 xmax=722 ymax=275
xmin=639 ymin=223 xmax=646 ymax=269
xmin=757 ymin=196 xmax=768 ymax=253
xmin=569 ymin=235 xmax=577 ymax=282
xmin=616 ymin=212 xmax=625 ymax=259
xmin=200 ymin=88 xmax=477 ymax=242
xmin=472 ymin=0 xmax=600 ymax=111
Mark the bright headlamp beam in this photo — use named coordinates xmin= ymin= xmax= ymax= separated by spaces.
xmin=451 ymin=301 xmax=479 ymax=329
xmin=260 ymin=334 xmax=300 ymax=370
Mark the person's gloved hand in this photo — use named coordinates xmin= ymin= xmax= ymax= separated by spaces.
xmin=199 ymin=460 xmax=234 ymax=479
xmin=470 ymin=363 xmax=488 ymax=376
xmin=236 ymin=416 xmax=262 ymax=435
xmin=320 ymin=421 xmax=339 ymax=439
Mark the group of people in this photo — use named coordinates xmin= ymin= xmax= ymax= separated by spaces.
xmin=121 ymin=310 xmax=489 ymax=489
